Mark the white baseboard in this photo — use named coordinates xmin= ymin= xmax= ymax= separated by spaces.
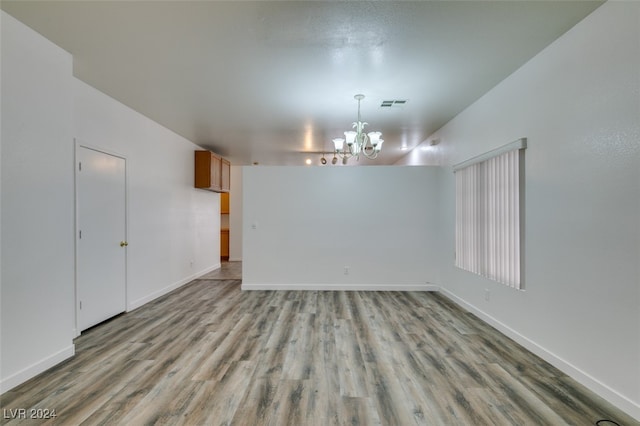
xmin=0 ymin=344 xmax=75 ymax=394
xmin=440 ymin=288 xmax=640 ymax=422
xmin=228 ymin=257 xmax=242 ymax=262
xmin=241 ymin=283 xmax=439 ymax=292
xmin=200 ymin=263 xmax=222 ymax=276
xmin=127 ymin=263 xmax=221 ymax=311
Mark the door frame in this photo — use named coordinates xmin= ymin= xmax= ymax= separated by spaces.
xmin=73 ymin=139 xmax=129 ymax=337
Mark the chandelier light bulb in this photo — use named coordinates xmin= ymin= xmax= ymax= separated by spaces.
xmin=368 ymin=131 xmax=382 ymax=146
xmin=344 ymin=131 xmax=357 ymax=146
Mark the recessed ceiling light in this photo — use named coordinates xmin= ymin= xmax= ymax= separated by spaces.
xmin=305 ymin=158 xmax=312 ymax=165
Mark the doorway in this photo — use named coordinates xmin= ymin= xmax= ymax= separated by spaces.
xmin=76 ymin=145 xmax=127 ymax=332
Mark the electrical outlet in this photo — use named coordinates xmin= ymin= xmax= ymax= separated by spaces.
xmin=190 ymin=260 xmax=194 ymax=268
xmin=344 ymin=266 xmax=350 ymax=275
xmin=485 ymin=289 xmax=491 ymax=302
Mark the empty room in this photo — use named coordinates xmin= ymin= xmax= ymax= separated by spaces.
xmin=1 ymin=1 xmax=638 ymax=425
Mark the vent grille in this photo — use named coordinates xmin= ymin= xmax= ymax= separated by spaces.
xmin=380 ymin=99 xmax=408 ymax=108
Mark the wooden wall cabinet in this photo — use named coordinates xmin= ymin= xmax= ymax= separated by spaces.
xmin=220 ymin=192 xmax=230 ymax=214
xmin=220 ymin=229 xmax=230 ymax=260
xmin=221 ymin=158 xmax=230 ymax=192
xmin=195 ymin=150 xmax=230 ymax=192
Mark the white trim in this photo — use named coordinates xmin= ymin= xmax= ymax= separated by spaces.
xmin=228 ymin=257 xmax=243 ymax=262
xmin=453 ymin=137 xmax=527 ymax=172
xmin=75 ymin=139 xmax=127 ymax=161
xmin=73 ymin=138 xmax=79 ymax=337
xmin=241 ymin=283 xmax=439 ymax=292
xmin=439 ymin=287 xmax=640 ymax=421
xmin=0 ymin=345 xmax=75 ymax=393
xmin=127 ymin=263 xmax=221 ymax=311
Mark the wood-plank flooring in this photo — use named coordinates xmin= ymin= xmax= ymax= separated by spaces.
xmin=1 ymin=266 xmax=636 ymax=425
xmin=196 ymin=261 xmax=242 ymax=281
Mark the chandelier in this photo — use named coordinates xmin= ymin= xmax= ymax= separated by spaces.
xmin=332 ymin=94 xmax=383 ymax=163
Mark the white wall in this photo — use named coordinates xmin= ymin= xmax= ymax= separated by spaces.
xmin=1 ymin=11 xmax=75 ymax=392
xmin=242 ymin=166 xmax=440 ymax=290
xmin=229 ymin=165 xmax=243 ymax=261
xmin=73 ymin=79 xmax=220 ymax=310
xmin=1 ymin=12 xmax=221 ymax=392
xmin=398 ymin=2 xmax=640 ymax=418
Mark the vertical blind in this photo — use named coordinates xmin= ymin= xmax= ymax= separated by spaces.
xmin=454 ymin=139 xmax=526 ymax=289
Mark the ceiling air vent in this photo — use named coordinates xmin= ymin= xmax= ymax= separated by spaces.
xmin=380 ymin=99 xmax=408 ymax=108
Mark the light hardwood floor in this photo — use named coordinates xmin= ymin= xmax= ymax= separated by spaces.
xmin=1 ymin=264 xmax=636 ymax=425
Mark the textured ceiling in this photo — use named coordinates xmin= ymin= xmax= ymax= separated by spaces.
xmin=2 ymin=1 xmax=604 ymax=165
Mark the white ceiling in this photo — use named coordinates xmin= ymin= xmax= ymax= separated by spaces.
xmin=2 ymin=1 xmax=603 ymax=166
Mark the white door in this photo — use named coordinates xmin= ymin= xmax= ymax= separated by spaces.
xmin=77 ymin=146 xmax=127 ymax=331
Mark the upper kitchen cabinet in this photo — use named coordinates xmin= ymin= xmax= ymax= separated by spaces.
xmin=195 ymin=150 xmax=230 ymax=192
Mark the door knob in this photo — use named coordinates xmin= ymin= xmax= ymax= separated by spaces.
xmin=120 ymin=241 xmax=128 ymax=247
